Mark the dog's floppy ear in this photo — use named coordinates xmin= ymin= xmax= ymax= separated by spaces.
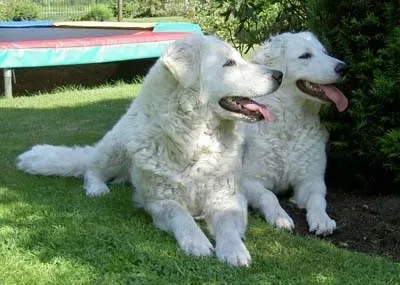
xmin=161 ymin=35 xmax=202 ymax=88
xmin=253 ymin=34 xmax=287 ymax=71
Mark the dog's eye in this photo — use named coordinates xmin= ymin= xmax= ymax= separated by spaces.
xmin=299 ymin=52 xmax=312 ymax=59
xmin=223 ymin=59 xmax=236 ymax=67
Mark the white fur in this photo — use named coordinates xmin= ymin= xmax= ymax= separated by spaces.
xmin=17 ymin=35 xmax=281 ymax=266
xmin=242 ymin=32 xmax=346 ymax=236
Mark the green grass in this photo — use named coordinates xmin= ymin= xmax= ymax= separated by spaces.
xmin=0 ymin=84 xmax=399 ymax=285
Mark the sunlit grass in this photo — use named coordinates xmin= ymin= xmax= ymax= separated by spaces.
xmin=0 ymin=83 xmax=399 ymax=284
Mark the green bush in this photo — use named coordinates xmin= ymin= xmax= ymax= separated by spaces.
xmin=190 ymin=0 xmax=305 ymax=54
xmin=80 ymin=5 xmax=113 ymax=21
xmin=0 ymin=0 xmax=41 ymax=21
xmin=0 ymin=2 xmax=7 ymax=20
xmin=306 ymin=0 xmax=400 ymax=191
xmin=108 ymin=0 xmax=165 ymax=19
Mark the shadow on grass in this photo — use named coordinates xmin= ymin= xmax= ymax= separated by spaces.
xmin=0 ymin=58 xmax=157 ymax=97
xmin=0 ymin=96 xmax=399 ymax=284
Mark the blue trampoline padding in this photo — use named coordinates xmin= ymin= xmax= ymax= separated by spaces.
xmin=0 ymin=20 xmax=53 ymax=28
xmin=0 ymin=41 xmax=176 ymax=68
xmin=153 ymin=22 xmax=202 ymax=34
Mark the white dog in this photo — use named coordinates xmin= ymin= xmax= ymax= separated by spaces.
xmin=241 ymin=32 xmax=348 ymax=236
xmin=17 ymin=35 xmax=282 ymax=266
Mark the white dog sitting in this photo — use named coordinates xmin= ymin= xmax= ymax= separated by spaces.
xmin=17 ymin=35 xmax=283 ymax=266
xmin=241 ymin=32 xmax=348 ymax=236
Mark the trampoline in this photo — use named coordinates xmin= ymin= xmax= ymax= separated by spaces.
xmin=0 ymin=20 xmax=202 ymax=97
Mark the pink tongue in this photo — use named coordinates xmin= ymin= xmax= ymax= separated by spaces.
xmin=319 ymin=85 xmax=348 ymax=112
xmin=243 ymin=103 xmax=272 ymax=121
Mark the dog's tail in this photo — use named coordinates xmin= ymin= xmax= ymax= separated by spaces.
xmin=16 ymin=144 xmax=94 ymax=178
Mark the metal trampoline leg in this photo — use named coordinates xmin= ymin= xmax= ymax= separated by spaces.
xmin=3 ymin=68 xmax=12 ymax=98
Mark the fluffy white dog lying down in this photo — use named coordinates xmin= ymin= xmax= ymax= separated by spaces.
xmin=241 ymin=32 xmax=348 ymax=236
xmin=17 ymin=35 xmax=283 ymax=266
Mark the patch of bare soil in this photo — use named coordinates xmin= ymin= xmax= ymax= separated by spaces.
xmin=281 ymin=192 xmax=400 ymax=261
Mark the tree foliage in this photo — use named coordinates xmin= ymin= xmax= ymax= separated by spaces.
xmin=191 ymin=0 xmax=306 ymax=53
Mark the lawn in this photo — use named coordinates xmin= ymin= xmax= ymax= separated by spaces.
xmin=0 ymin=84 xmax=399 ymax=285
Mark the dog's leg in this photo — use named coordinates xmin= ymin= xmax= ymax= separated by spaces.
xmin=147 ymin=200 xmax=214 ymax=257
xmin=292 ymin=178 xmax=336 ymax=236
xmin=206 ymin=193 xmax=251 ymax=267
xmin=84 ymin=169 xmax=111 ymax=196
xmin=83 ymin=141 xmax=130 ymax=196
xmin=241 ymin=178 xmax=294 ymax=231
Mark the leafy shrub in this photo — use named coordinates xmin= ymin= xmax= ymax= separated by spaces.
xmin=0 ymin=2 xmax=7 ymax=20
xmin=306 ymin=0 xmax=400 ymax=191
xmin=108 ymin=0 xmax=165 ymax=19
xmin=0 ymin=0 xmax=41 ymax=21
xmin=80 ymin=5 xmax=113 ymax=21
xmin=190 ymin=0 xmax=306 ymax=54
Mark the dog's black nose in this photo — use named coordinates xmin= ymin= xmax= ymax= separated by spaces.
xmin=272 ymin=70 xmax=283 ymax=84
xmin=335 ymin=63 xmax=348 ymax=75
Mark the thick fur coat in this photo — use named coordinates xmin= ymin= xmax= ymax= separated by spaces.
xmin=17 ymin=35 xmax=282 ymax=266
xmin=241 ymin=32 xmax=348 ymax=236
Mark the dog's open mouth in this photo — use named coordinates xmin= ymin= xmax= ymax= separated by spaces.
xmin=219 ymin=96 xmax=272 ymax=122
xmin=296 ymin=80 xmax=348 ymax=112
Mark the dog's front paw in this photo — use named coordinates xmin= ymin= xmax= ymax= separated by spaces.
xmin=177 ymin=229 xmax=214 ymax=257
xmin=265 ymin=207 xmax=295 ymax=231
xmin=307 ymin=211 xmax=336 ymax=236
xmin=216 ymin=237 xmax=251 ymax=267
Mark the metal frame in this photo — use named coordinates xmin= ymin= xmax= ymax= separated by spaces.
xmin=3 ymin=68 xmax=12 ymax=98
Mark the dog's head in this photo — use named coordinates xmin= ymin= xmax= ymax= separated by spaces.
xmin=160 ymin=35 xmax=283 ymax=122
xmin=253 ymin=32 xmax=348 ymax=112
